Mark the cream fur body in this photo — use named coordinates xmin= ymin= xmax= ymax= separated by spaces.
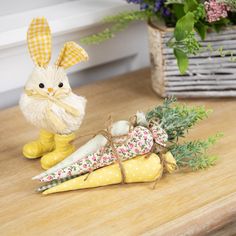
xmin=20 ymin=66 xmax=86 ymax=134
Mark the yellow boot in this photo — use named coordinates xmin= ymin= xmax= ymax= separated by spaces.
xmin=40 ymin=133 xmax=76 ymax=170
xmin=23 ymin=130 xmax=55 ymax=159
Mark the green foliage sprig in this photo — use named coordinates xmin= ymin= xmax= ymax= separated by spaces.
xmin=168 ymin=133 xmax=223 ymax=170
xmin=169 ymin=1 xmax=207 ymax=73
xmin=145 ymin=97 xmax=210 ymax=141
xmin=80 ymin=11 xmax=149 ymax=45
xmin=80 ymin=0 xmax=235 ymax=74
xmin=145 ymin=97 xmax=221 ymax=170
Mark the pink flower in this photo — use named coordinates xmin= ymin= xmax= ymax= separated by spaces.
xmin=204 ymin=0 xmax=230 ymax=22
xmin=134 ymin=148 xmax=140 ymax=153
xmin=138 ymin=141 xmax=143 ymax=146
xmin=153 ymin=132 xmax=158 ymax=138
xmin=47 ymin=176 xmax=52 ymax=181
xmin=128 ymin=143 xmax=134 ymax=149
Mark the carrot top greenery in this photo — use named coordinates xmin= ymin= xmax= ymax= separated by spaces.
xmin=146 ymin=97 xmax=223 ymax=170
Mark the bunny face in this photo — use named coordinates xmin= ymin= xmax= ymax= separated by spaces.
xmin=23 ymin=17 xmax=88 ymax=98
xmin=25 ymin=66 xmax=71 ymax=97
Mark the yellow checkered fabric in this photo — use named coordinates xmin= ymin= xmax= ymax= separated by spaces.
xmin=55 ymin=42 xmax=89 ymax=69
xmin=27 ymin=17 xmax=51 ymax=67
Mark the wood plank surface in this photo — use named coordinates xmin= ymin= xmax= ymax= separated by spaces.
xmin=0 ymin=68 xmax=236 ymax=236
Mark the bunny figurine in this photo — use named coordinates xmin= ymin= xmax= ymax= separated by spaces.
xmin=20 ymin=17 xmax=88 ymax=170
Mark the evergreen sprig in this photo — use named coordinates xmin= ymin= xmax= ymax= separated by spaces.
xmin=146 ymin=97 xmax=210 ymax=141
xmin=168 ymin=133 xmax=223 ymax=170
xmin=145 ymin=98 xmax=222 ymax=170
xmin=80 ymin=11 xmax=149 ymax=45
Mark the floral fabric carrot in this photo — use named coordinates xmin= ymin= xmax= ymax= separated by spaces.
xmin=40 ymin=126 xmax=154 ymax=182
xmin=42 ymin=152 xmax=177 ymax=195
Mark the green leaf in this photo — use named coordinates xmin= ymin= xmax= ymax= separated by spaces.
xmin=184 ymin=0 xmax=198 ymax=12
xmin=195 ymin=21 xmax=207 ymax=40
xmin=173 ymin=4 xmax=185 ymax=19
xmin=165 ymin=0 xmax=184 ymax=5
xmin=211 ymin=18 xmax=230 ymax=32
xmin=174 ymin=12 xmax=195 ymax=41
xmin=174 ymin=48 xmax=189 ymax=74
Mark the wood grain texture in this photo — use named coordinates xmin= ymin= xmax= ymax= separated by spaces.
xmin=0 ymin=68 xmax=236 ymax=236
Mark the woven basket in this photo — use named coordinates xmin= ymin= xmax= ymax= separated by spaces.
xmin=148 ymin=23 xmax=236 ymax=97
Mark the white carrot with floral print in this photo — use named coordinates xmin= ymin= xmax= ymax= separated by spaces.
xmin=40 ymin=126 xmax=154 ymax=182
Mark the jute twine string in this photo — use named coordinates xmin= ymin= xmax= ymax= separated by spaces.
xmin=24 ymin=89 xmax=80 ymax=117
xmin=145 ymin=118 xmax=178 ymax=189
xmin=77 ymin=115 xmax=177 ymax=188
xmin=151 ymin=152 xmax=169 ymax=189
xmin=82 ymin=115 xmax=137 ymax=184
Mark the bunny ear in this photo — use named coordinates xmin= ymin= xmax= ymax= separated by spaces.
xmin=55 ymin=42 xmax=89 ymax=69
xmin=27 ymin=17 xmax=52 ymax=67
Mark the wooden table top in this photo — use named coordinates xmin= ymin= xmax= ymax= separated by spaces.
xmin=0 ymin=68 xmax=236 ymax=236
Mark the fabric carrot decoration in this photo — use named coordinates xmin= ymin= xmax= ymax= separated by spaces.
xmin=37 ymin=175 xmax=79 ymax=192
xmin=32 ymin=120 xmax=132 ymax=180
xmin=42 ymin=152 xmax=177 ymax=195
xmin=40 ymin=126 xmax=153 ymax=182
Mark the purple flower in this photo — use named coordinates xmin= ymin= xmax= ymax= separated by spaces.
xmin=126 ymin=0 xmax=171 ymax=18
xmin=140 ymin=3 xmax=149 ymax=10
xmin=154 ymin=0 xmax=164 ymax=12
xmin=127 ymin=0 xmax=143 ymax=3
xmin=162 ymin=7 xmax=171 ymax=17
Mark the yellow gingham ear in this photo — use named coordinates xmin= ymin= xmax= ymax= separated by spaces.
xmin=27 ymin=17 xmax=52 ymax=67
xmin=55 ymin=42 xmax=89 ymax=69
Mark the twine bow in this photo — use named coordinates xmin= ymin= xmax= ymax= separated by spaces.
xmin=82 ymin=115 xmax=177 ymax=188
xmin=145 ymin=118 xmax=177 ymax=188
xmin=84 ymin=115 xmax=137 ymax=184
xmin=152 ymin=151 xmax=178 ymax=189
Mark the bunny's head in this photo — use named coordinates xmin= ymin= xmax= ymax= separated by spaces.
xmin=25 ymin=17 xmax=88 ymax=97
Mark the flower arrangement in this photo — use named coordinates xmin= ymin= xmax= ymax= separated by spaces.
xmin=81 ymin=0 xmax=236 ymax=74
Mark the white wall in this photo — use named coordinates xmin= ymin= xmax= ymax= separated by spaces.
xmin=0 ymin=0 xmax=150 ymax=109
xmin=0 ymin=0 xmax=76 ymax=16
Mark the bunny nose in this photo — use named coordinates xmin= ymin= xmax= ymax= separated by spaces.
xmin=48 ymin=88 xmax=54 ymax=93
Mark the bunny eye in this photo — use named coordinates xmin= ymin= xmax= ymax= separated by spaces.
xmin=39 ymin=83 xmax=45 ymax=88
xmin=58 ymin=82 xmax=63 ymax=88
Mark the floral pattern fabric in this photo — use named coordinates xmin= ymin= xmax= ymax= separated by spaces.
xmin=40 ymin=126 xmax=154 ymax=182
xmin=149 ymin=123 xmax=168 ymax=147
